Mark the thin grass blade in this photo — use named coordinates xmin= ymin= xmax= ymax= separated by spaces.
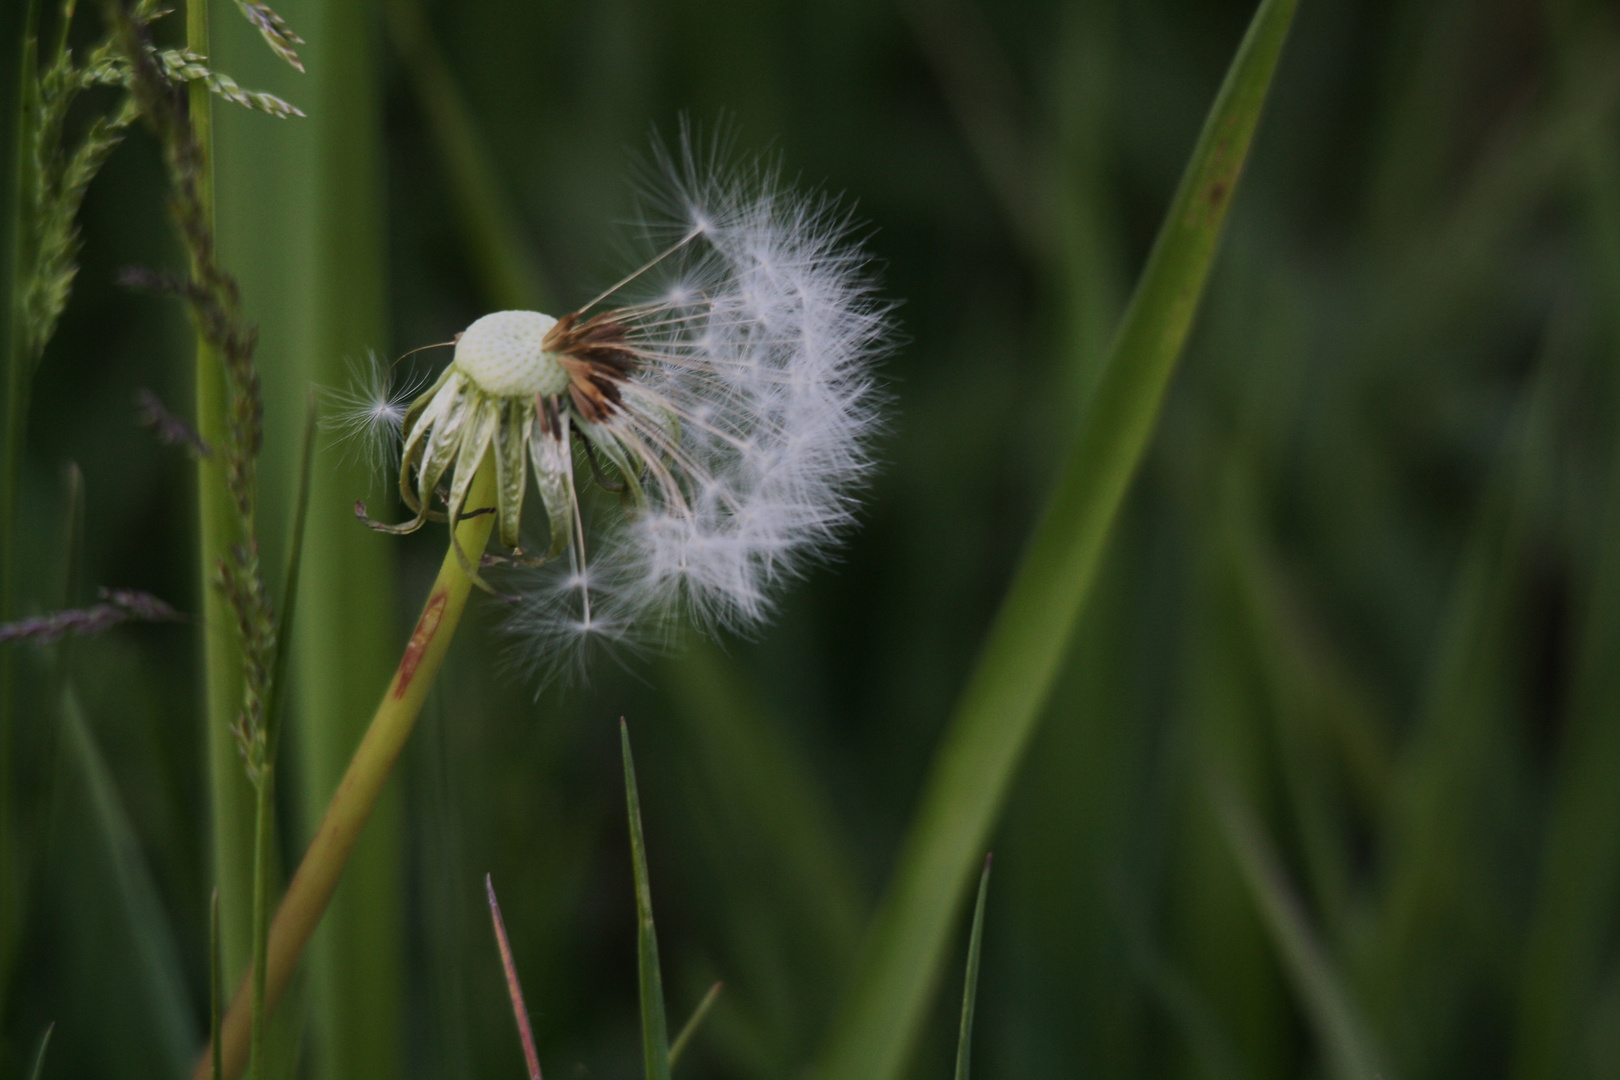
xmin=621 ymin=720 xmax=671 ymax=1080
xmin=384 ymin=0 xmax=550 ymax=312
xmin=954 ymin=855 xmax=992 ymax=1080
xmin=816 ymin=2 xmax=1298 ymax=1075
xmin=668 ymin=981 xmax=722 ymax=1068
xmin=28 ymin=1021 xmax=53 ymax=1080
xmin=262 ymin=394 xmax=317 ymax=758
xmin=1509 ymin=83 xmax=1620 ymax=1080
xmin=1213 ymin=785 xmax=1384 ymax=1080
xmin=486 ymin=874 xmax=543 ymax=1080
xmin=59 ymin=683 xmax=197 ymax=1074
xmin=0 ymin=0 xmax=42 ymax=1011
xmin=660 ymin=644 xmax=864 ymax=973
xmin=212 ymin=888 xmax=224 ymax=1080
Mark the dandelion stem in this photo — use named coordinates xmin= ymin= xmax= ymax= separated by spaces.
xmin=194 ymin=457 xmax=499 ymax=1080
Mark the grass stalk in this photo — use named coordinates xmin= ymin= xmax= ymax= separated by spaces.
xmin=246 ymin=761 xmax=275 ymax=1080
xmin=815 ymin=2 xmax=1298 ymax=1076
xmin=185 ymin=0 xmax=258 ymax=986
xmin=211 ymin=888 xmax=223 ymax=1080
xmin=0 ymin=0 xmax=39 ymax=1012
xmin=196 ymin=458 xmax=498 ymax=1080
xmin=247 ymin=401 xmax=314 ymax=1080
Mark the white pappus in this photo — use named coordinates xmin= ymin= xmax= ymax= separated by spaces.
xmin=343 ymin=135 xmax=890 ymax=674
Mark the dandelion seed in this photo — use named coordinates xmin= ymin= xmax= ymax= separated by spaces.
xmin=364 ymin=131 xmax=890 ymax=678
xmin=325 ymin=351 xmax=431 ymax=480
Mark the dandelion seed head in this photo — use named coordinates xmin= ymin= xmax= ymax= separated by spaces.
xmin=372 ymin=127 xmax=890 ymax=680
xmin=453 ymin=310 xmax=567 ymax=397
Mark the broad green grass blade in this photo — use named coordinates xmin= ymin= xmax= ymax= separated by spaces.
xmin=1509 ymin=114 xmax=1620 ymax=1080
xmin=59 ymin=682 xmax=197 ymax=1074
xmin=954 ymin=856 xmax=991 ymax=1080
xmin=668 ymin=981 xmax=722 ymax=1068
xmin=816 ymin=2 xmax=1298 ymax=1075
xmin=622 ymin=721 xmax=672 ymax=1080
xmin=1213 ymin=786 xmax=1385 ymax=1080
xmin=213 ymin=0 xmax=403 ymax=1074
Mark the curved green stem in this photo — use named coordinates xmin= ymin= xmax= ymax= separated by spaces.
xmin=195 ymin=458 xmax=498 ymax=1080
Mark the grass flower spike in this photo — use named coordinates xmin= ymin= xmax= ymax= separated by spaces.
xmin=365 ymin=141 xmax=889 ymax=665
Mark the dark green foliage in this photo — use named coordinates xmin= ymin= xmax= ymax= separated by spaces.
xmin=5 ymin=0 xmax=1620 ymax=1078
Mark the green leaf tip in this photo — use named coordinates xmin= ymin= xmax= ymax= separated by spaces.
xmin=954 ymin=855 xmax=992 ymax=1080
xmin=621 ymin=720 xmax=672 ymax=1080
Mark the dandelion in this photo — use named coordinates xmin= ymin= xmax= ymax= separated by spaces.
xmin=358 ymin=136 xmax=890 ymax=671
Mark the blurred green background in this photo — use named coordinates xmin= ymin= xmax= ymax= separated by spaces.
xmin=5 ymin=0 xmax=1620 ymax=1077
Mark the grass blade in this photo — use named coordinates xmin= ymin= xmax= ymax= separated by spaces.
xmin=816 ymin=2 xmax=1298 ymax=1075
xmin=1213 ymin=786 xmax=1385 ymax=1080
xmin=212 ymin=888 xmax=224 ymax=1080
xmin=187 ymin=0 xmax=259 ymax=990
xmin=59 ymin=682 xmax=197 ymax=1074
xmin=668 ymin=981 xmax=723 ymax=1068
xmin=28 ymin=1021 xmax=53 ymax=1080
xmin=954 ymin=855 xmax=992 ymax=1080
xmin=486 ymin=875 xmax=543 ymax=1080
xmin=262 ymin=394 xmax=316 ymax=761
xmin=384 ymin=0 xmax=550 ymax=312
xmin=247 ymin=396 xmax=314 ymax=1080
xmin=0 ymin=0 xmax=41 ymax=1013
xmin=212 ymin=0 xmax=405 ymax=1071
xmin=660 ymin=643 xmax=864 ymax=969
xmin=621 ymin=720 xmax=671 ymax=1080
xmin=1509 ymin=93 xmax=1620 ymax=1080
